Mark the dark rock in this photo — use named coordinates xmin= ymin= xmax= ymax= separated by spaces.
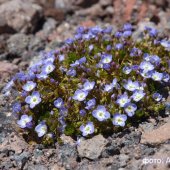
xmin=72 ymin=0 xmax=99 ymax=8
xmin=140 ymin=145 xmax=155 ymax=156
xmin=27 ymin=164 xmax=48 ymax=170
xmin=58 ymin=143 xmax=77 ymax=165
xmin=33 ymin=149 xmax=43 ymax=158
xmin=0 ymin=161 xmax=14 ymax=170
xmin=0 ymin=0 xmax=43 ymax=33
xmin=29 ymin=36 xmax=45 ymax=52
xmin=42 ymin=18 xmax=57 ymax=35
xmin=44 ymin=8 xmax=65 ymax=21
xmin=11 ymin=152 xmax=31 ymax=169
xmin=102 ymin=142 xmax=120 ymax=158
xmin=122 ymin=131 xmax=141 ymax=146
xmin=0 ymin=17 xmax=15 ymax=34
xmin=7 ymin=34 xmax=30 ymax=57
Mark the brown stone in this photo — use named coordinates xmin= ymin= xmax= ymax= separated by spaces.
xmin=1 ymin=132 xmax=29 ymax=154
xmin=77 ymin=134 xmax=108 ymax=160
xmin=141 ymin=122 xmax=170 ymax=144
xmin=0 ymin=61 xmax=18 ymax=74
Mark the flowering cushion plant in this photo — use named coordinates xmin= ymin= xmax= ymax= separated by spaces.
xmin=11 ymin=24 xmax=170 ymax=144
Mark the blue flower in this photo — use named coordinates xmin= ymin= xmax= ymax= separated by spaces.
xmin=101 ymin=53 xmax=112 ymax=64
xmin=78 ymin=57 xmax=86 ymax=64
xmin=89 ymin=26 xmax=102 ymax=35
xmin=162 ymin=73 xmax=170 ymax=82
xmin=115 ymin=31 xmax=122 ymax=38
xmin=152 ymin=93 xmax=162 ymax=102
xmin=124 ymin=103 xmax=137 ymax=117
xmin=160 ymin=40 xmax=170 ymax=49
xmin=145 ymin=27 xmax=158 ymax=37
xmin=76 ymin=26 xmax=85 ymax=34
xmin=139 ymin=61 xmax=154 ymax=73
xmin=70 ymin=60 xmax=80 ymax=67
xmin=140 ymin=70 xmax=152 ymax=78
xmin=92 ymin=105 xmax=110 ymax=121
xmin=35 ymin=122 xmax=47 ymax=137
xmin=131 ymin=90 xmax=145 ymax=102
xmin=103 ymin=26 xmax=113 ymax=34
xmin=85 ymin=98 xmax=96 ymax=110
xmin=80 ymin=122 xmax=94 ymax=136
xmin=17 ymin=114 xmax=32 ymax=128
xmin=106 ymin=45 xmax=112 ymax=51
xmin=80 ymin=109 xmax=86 ymax=116
xmin=36 ymin=72 xmax=48 ymax=79
xmin=103 ymin=63 xmax=111 ymax=70
xmin=83 ymin=33 xmax=94 ymax=40
xmin=22 ymin=81 xmax=36 ymax=92
xmin=58 ymin=54 xmax=65 ymax=62
xmin=12 ymin=102 xmax=21 ymax=113
xmin=104 ymin=78 xmax=117 ymax=92
xmin=65 ymin=38 xmax=74 ymax=45
xmin=116 ymin=93 xmax=131 ymax=107
xmin=151 ymin=71 xmax=163 ymax=81
xmin=143 ymin=53 xmax=151 ymax=62
xmin=123 ymin=31 xmax=132 ymax=38
xmin=66 ymin=68 xmax=76 ymax=77
xmin=59 ymin=107 xmax=68 ymax=116
xmin=122 ymin=66 xmax=132 ymax=74
xmin=131 ymin=65 xmax=139 ymax=71
xmin=123 ymin=79 xmax=139 ymax=92
xmin=25 ymin=91 xmax=41 ymax=108
xmin=115 ymin=43 xmax=123 ymax=50
xmin=112 ymin=113 xmax=127 ymax=127
xmin=89 ymin=44 xmax=94 ymax=52
xmin=150 ymin=55 xmax=161 ymax=66
xmin=44 ymin=56 xmax=55 ymax=63
xmin=123 ymin=23 xmax=132 ymax=31
xmin=54 ymin=98 xmax=64 ymax=108
xmin=13 ymin=72 xmax=27 ymax=82
xmin=104 ymin=83 xmax=114 ymax=92
xmin=130 ymin=47 xmax=142 ymax=57
xmin=42 ymin=62 xmax=55 ymax=74
xmin=72 ymin=89 xmax=88 ymax=101
xmin=75 ymin=33 xmax=82 ymax=40
xmin=83 ymin=80 xmax=95 ymax=91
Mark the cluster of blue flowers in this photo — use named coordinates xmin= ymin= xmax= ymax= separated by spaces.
xmin=11 ymin=23 xmax=170 ymax=142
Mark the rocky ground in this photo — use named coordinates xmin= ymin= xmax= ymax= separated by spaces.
xmin=0 ymin=0 xmax=170 ymax=170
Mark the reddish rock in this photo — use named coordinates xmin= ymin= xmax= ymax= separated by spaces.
xmin=44 ymin=8 xmax=65 ymax=21
xmin=75 ymin=4 xmax=104 ymax=18
xmin=0 ymin=61 xmax=18 ymax=74
xmin=80 ymin=20 xmax=96 ymax=27
xmin=141 ymin=122 xmax=170 ymax=144
xmin=1 ymin=132 xmax=29 ymax=154
xmin=124 ymin=0 xmax=136 ymax=21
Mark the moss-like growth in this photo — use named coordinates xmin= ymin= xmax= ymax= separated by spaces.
xmin=11 ymin=24 xmax=170 ymax=144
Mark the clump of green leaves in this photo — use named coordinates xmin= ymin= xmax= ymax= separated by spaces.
xmin=11 ymin=24 xmax=170 ymax=144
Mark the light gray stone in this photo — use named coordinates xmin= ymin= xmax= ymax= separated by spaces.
xmin=78 ymin=134 xmax=108 ymax=160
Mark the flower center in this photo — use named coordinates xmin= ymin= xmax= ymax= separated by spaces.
xmin=33 ymin=97 xmax=37 ymax=102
